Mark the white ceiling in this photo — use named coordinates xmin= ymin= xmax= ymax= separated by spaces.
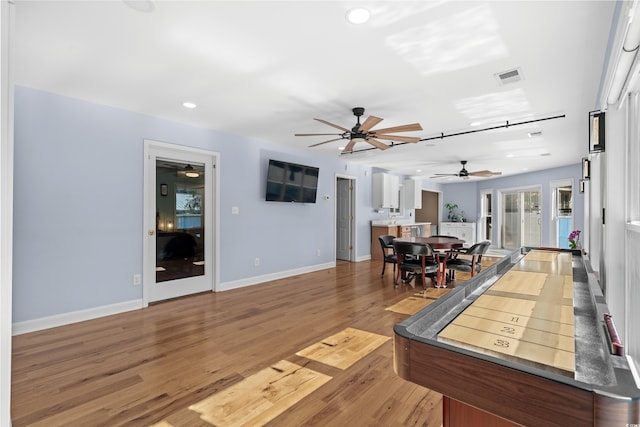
xmin=13 ymin=1 xmax=616 ymax=181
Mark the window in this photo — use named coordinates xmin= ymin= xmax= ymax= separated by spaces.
xmin=176 ymin=187 xmax=202 ymax=229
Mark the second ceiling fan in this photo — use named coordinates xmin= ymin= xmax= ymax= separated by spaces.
xmin=295 ymin=107 xmax=423 ymax=153
xmin=431 ymin=160 xmax=502 ymax=180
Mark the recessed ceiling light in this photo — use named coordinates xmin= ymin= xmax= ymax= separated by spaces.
xmin=346 ymin=8 xmax=370 ymax=24
xmin=416 ymin=169 xmax=422 ymax=173
xmin=183 ymin=102 xmax=197 ymax=109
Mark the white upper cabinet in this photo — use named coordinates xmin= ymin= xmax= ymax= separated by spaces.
xmin=403 ymin=179 xmax=422 ymax=209
xmin=372 ymin=173 xmax=400 ymax=208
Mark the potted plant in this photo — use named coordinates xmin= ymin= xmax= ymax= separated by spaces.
xmin=568 ymin=229 xmax=581 ymax=249
xmin=445 ymin=202 xmax=459 ymax=222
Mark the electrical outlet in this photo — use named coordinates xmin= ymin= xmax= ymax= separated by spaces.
xmin=254 ymin=257 xmax=260 ymax=267
xmin=133 ymin=274 xmax=142 ymax=285
xmin=316 ymin=249 xmax=321 ymax=257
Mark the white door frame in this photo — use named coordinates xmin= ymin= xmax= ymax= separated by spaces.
xmin=549 ymin=178 xmax=574 ymax=248
xmin=335 ymin=173 xmax=357 ymax=262
xmin=0 ymin=2 xmax=14 ymax=424
xmin=142 ymin=139 xmax=220 ymax=306
xmin=479 ymin=189 xmax=492 ymax=243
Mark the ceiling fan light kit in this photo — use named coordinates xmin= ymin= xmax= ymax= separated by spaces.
xmin=184 ymin=164 xmax=200 ymax=178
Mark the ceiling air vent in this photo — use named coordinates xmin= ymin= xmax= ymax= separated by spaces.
xmin=495 ymin=67 xmax=522 ymax=85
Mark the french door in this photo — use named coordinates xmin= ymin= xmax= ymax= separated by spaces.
xmin=500 ymin=187 xmax=541 ymax=249
xmin=143 ymin=140 xmax=217 ymax=303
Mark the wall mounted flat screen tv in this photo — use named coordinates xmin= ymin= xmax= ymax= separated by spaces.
xmin=266 ymin=159 xmax=319 ymax=203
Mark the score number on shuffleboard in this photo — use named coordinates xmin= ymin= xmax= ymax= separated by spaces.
xmin=438 ymin=250 xmax=575 ymax=376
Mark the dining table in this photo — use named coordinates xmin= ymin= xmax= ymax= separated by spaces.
xmin=394 ymin=236 xmax=465 ymax=287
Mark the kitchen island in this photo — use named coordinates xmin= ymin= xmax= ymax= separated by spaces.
xmin=371 ymin=221 xmax=430 ymax=261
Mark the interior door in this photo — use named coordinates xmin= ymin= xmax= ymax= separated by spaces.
xmin=336 ymin=177 xmax=353 ymax=261
xmin=144 ymin=141 xmax=215 ymax=303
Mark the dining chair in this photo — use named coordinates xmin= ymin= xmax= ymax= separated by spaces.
xmin=392 ymin=240 xmax=439 ymax=289
xmin=378 ymin=235 xmax=397 ymax=276
xmin=445 ymin=240 xmax=491 ymax=281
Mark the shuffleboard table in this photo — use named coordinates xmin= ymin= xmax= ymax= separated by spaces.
xmin=393 ymin=247 xmax=640 ymax=427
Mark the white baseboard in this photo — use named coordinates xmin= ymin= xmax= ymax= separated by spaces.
xmin=218 ymin=261 xmax=335 ymax=291
xmin=12 ymin=299 xmax=143 ymax=335
xmin=13 ymin=261 xmax=345 ymax=334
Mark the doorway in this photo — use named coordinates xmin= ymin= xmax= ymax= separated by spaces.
xmin=336 ymin=175 xmax=355 ymax=261
xmin=480 ymin=190 xmax=492 ymax=241
xmin=499 ymin=187 xmax=542 ymax=249
xmin=550 ymin=179 xmax=574 ymax=248
xmin=415 ymin=190 xmax=440 ymax=235
xmin=143 ymin=140 xmax=218 ymax=304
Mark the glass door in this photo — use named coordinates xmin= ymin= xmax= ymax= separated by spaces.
xmin=155 ymin=159 xmax=205 ymax=283
xmin=501 ymin=188 xmax=541 ymax=249
xmin=144 ymin=142 xmax=215 ymax=303
xmin=551 ymin=180 xmax=573 ymax=249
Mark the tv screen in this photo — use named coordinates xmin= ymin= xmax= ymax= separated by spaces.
xmin=266 ymin=159 xmax=319 ymax=203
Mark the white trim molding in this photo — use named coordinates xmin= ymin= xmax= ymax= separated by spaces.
xmin=12 ymin=299 xmax=144 ymax=335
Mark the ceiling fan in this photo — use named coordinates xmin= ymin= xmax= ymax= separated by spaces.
xmin=295 ymin=107 xmax=423 ymax=153
xmin=431 ymin=160 xmax=502 ymax=180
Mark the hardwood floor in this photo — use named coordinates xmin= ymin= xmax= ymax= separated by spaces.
xmin=11 ymin=259 xmax=493 ymax=426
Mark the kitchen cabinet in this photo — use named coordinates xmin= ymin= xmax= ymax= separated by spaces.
xmin=403 ymin=179 xmax=422 ymax=209
xmin=398 ymin=225 xmax=413 ymax=238
xmin=440 ymin=222 xmax=476 ymax=245
xmin=371 ymin=222 xmax=432 ymax=261
xmin=372 ymin=173 xmax=399 ymax=208
xmin=371 ymin=225 xmax=399 ymax=261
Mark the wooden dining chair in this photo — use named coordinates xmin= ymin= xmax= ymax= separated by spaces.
xmin=378 ymin=235 xmax=397 ymax=276
xmin=392 ymin=240 xmax=439 ymax=289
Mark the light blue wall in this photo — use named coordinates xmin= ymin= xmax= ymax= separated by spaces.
xmin=13 ymin=86 xmax=585 ymax=323
xmin=12 ymin=86 xmax=378 ymax=322
xmin=440 ymin=164 xmax=584 ymax=247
